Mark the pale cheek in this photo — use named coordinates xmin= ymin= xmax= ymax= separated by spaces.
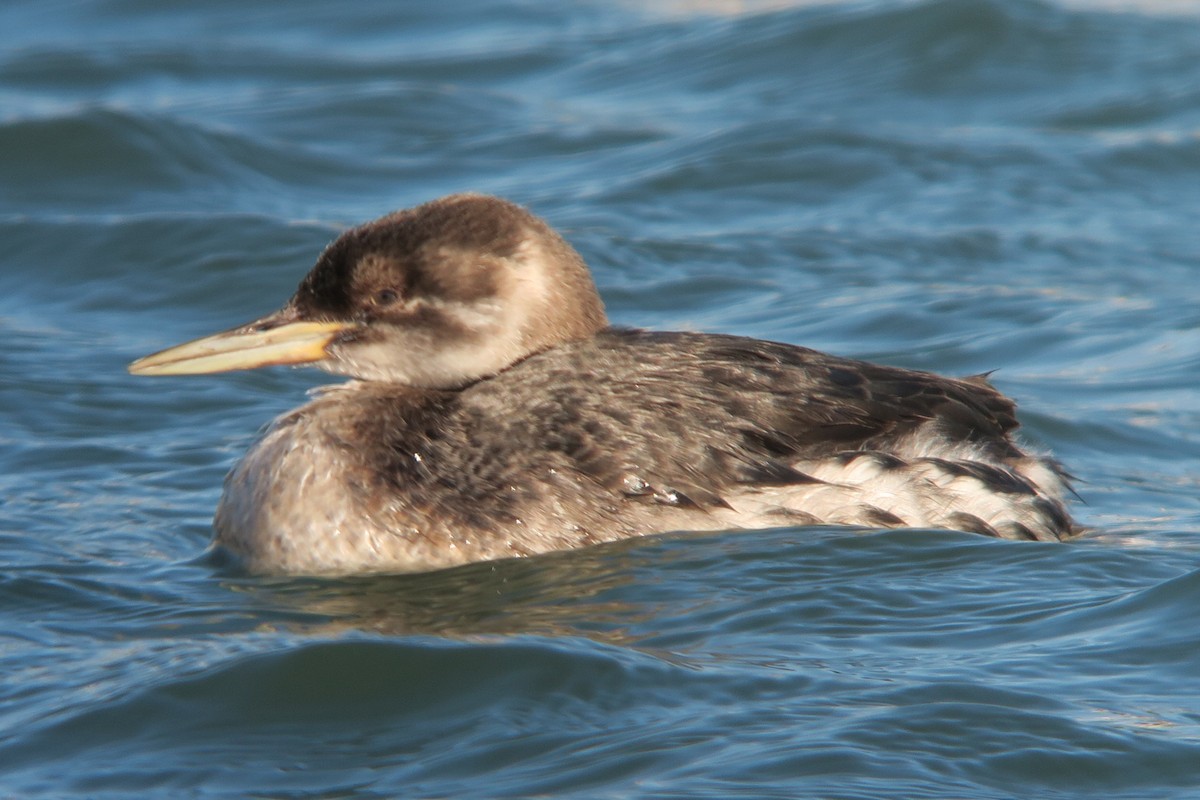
xmin=323 ymin=331 xmax=526 ymax=388
xmin=316 ymin=249 xmax=549 ymax=388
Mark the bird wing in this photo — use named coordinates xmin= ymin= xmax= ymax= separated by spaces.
xmin=466 ymin=329 xmax=1023 ymax=510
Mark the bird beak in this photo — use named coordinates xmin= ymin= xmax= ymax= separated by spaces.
xmin=128 ymin=313 xmax=357 ymax=376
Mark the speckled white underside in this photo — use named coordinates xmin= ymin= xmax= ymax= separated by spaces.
xmin=718 ymin=437 xmax=1069 ymax=538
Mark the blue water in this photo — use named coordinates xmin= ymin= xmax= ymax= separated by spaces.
xmin=3 ymin=0 xmax=1200 ymax=796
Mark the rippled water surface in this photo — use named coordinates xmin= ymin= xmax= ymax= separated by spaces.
xmin=4 ymin=0 xmax=1200 ymax=797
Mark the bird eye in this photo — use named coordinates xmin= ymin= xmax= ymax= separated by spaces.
xmin=375 ymin=288 xmax=399 ymax=305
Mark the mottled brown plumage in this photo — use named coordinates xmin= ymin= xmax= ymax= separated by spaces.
xmin=130 ymin=193 xmax=1076 ymax=575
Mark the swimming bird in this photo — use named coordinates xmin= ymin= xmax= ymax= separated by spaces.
xmin=130 ymin=193 xmax=1076 ymax=575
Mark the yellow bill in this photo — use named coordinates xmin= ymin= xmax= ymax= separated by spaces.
xmin=128 ymin=320 xmax=356 ymax=376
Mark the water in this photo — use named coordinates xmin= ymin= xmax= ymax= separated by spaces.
xmin=3 ymin=0 xmax=1200 ymax=796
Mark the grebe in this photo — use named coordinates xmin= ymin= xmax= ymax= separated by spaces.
xmin=130 ymin=194 xmax=1075 ymax=575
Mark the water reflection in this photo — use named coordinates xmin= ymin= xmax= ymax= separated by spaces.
xmin=215 ymin=533 xmax=700 ymax=644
